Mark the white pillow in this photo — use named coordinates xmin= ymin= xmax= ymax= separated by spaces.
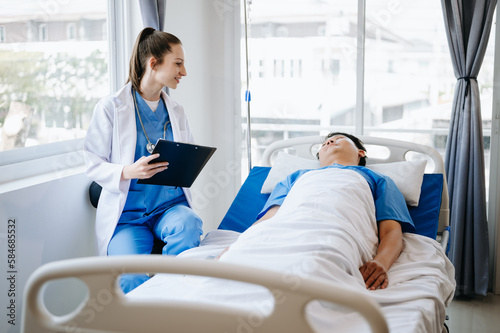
xmin=366 ymin=160 xmax=427 ymax=206
xmin=260 ymin=152 xmax=320 ymax=193
xmin=260 ymin=152 xmax=427 ymax=206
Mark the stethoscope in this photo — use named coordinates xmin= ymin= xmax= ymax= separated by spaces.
xmin=132 ymin=88 xmax=171 ymax=154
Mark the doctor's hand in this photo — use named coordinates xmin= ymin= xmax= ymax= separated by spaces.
xmin=121 ymin=154 xmax=169 ymax=180
xmin=359 ymin=260 xmax=388 ymax=290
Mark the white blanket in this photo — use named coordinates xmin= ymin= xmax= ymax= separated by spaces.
xmin=129 ymin=168 xmax=455 ymax=333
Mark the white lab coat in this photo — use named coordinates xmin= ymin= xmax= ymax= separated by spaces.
xmin=84 ymin=82 xmax=195 ymax=256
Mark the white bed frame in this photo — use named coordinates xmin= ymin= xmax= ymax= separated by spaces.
xmin=21 ymin=136 xmax=449 ymax=333
xmin=22 ymin=256 xmax=388 ymax=333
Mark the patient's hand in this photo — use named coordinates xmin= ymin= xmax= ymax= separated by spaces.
xmin=360 ymin=219 xmax=402 ymax=290
xmin=359 ymin=260 xmax=388 ymax=290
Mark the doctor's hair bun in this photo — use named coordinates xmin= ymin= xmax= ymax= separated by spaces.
xmin=140 ymin=27 xmax=156 ymax=39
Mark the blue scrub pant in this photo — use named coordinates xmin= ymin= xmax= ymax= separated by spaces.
xmin=107 ymin=203 xmax=203 ymax=293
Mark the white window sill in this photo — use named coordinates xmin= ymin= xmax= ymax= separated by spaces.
xmin=0 ymin=139 xmax=87 ymax=194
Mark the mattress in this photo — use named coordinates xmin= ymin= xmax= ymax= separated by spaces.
xmin=129 ymin=168 xmax=454 ymax=333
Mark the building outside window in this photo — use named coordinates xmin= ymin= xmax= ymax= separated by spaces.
xmin=39 ymin=23 xmax=47 ymax=41
xmin=67 ymin=22 xmax=77 ymax=40
xmin=0 ymin=0 xmax=109 ymax=152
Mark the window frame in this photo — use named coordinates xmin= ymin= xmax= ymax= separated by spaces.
xmin=490 ymin=5 xmax=500 ymax=296
xmin=0 ymin=25 xmax=5 ymax=43
xmin=66 ymin=22 xmax=77 ymax=40
xmin=0 ymin=0 xmax=129 ymax=181
xmin=38 ymin=23 xmax=47 ymax=41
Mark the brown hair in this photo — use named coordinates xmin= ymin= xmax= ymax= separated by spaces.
xmin=127 ymin=27 xmax=182 ymax=93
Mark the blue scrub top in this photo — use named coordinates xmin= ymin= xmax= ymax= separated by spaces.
xmin=258 ymin=164 xmax=415 ymax=231
xmin=118 ymin=90 xmax=186 ymax=224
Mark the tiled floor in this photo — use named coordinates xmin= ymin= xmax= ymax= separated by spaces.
xmin=446 ymin=293 xmax=500 ymax=333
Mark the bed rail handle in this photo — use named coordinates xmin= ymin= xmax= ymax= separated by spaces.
xmin=22 ymin=256 xmax=389 ymax=333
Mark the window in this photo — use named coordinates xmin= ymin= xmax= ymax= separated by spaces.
xmin=0 ymin=0 xmax=109 ymax=152
xmin=363 ymin=1 xmax=494 ymax=197
xmin=39 ymin=23 xmax=47 ymax=41
xmin=67 ymin=23 xmax=77 ymax=40
xmin=241 ymin=0 xmax=495 ymax=186
xmin=363 ymin=1 xmax=458 ymax=146
xmin=242 ymin=0 xmax=358 ymax=166
xmin=258 ymin=59 xmax=265 ymax=78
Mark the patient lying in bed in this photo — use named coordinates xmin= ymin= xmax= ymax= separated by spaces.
xmin=129 ymin=132 xmax=454 ymax=332
xmin=218 ymin=132 xmax=415 ymax=290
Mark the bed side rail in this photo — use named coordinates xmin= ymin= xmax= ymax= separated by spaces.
xmin=22 ymin=256 xmax=388 ymax=333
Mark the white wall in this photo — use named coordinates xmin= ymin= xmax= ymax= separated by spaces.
xmin=162 ymin=0 xmax=242 ymax=233
xmin=123 ymin=0 xmax=242 ymax=233
xmin=111 ymin=0 xmax=242 ymax=233
xmin=0 ymin=166 xmax=96 ymax=333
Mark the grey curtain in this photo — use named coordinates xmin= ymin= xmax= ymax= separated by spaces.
xmin=139 ymin=0 xmax=166 ymax=31
xmin=440 ymin=0 xmax=496 ymax=296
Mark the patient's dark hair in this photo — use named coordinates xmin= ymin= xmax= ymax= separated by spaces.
xmin=317 ymin=132 xmax=367 ymax=166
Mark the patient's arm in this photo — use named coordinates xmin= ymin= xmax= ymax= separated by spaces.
xmin=359 ymin=219 xmax=403 ymax=290
xmin=252 ymin=205 xmax=280 ymax=226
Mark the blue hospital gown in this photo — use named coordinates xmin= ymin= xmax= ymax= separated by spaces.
xmin=118 ymin=90 xmax=187 ymax=224
xmin=258 ymin=164 xmax=415 ymax=231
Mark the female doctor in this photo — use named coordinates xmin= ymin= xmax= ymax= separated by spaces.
xmin=84 ymin=27 xmax=203 ymax=293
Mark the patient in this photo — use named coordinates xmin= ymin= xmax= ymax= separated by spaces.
xmin=219 ymin=132 xmax=414 ymax=290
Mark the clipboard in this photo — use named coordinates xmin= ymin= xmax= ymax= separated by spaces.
xmin=137 ymin=139 xmax=216 ymax=187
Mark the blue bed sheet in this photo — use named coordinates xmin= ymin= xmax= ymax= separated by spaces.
xmin=218 ymin=167 xmax=443 ymax=240
xmin=218 ymin=167 xmax=271 ymax=232
xmin=406 ymin=173 xmax=444 ymax=239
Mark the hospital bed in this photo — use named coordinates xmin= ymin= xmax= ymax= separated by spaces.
xmin=21 ymin=135 xmax=456 ymax=333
